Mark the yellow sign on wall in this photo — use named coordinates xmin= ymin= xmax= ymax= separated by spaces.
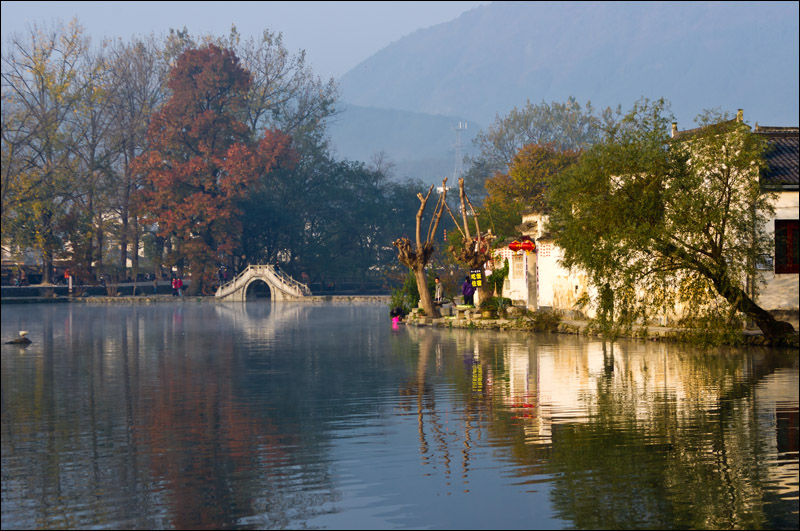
xmin=470 ymin=269 xmax=483 ymax=287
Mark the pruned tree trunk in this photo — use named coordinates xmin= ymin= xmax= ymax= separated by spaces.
xmin=414 ymin=267 xmax=436 ymax=317
xmin=443 ymin=177 xmax=496 ymax=304
xmin=393 ymin=179 xmax=448 ymax=318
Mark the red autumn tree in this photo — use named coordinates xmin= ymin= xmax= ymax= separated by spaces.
xmin=133 ymin=44 xmax=289 ymax=294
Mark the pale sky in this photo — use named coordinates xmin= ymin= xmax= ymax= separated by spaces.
xmin=1 ymin=1 xmax=490 ymax=80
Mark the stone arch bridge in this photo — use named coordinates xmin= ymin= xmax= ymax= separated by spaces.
xmin=215 ymin=264 xmax=312 ymax=301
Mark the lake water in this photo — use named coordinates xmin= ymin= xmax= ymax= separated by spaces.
xmin=2 ymin=302 xmax=798 ymax=529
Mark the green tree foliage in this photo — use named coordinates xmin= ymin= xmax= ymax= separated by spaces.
xmin=239 ymin=139 xmax=420 ymax=287
xmin=2 ymin=19 xmax=92 ymax=283
xmin=548 ymin=98 xmax=795 ymax=342
xmin=132 ymin=44 xmax=290 ymax=294
xmin=487 ymin=258 xmax=509 ymax=296
xmin=389 ymin=268 xmax=437 ymax=315
xmin=480 ymin=143 xmax=580 ymax=240
xmin=465 ymin=97 xmax=616 ymax=203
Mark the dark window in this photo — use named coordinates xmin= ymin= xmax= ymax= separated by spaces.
xmin=775 ymin=219 xmax=799 ymax=274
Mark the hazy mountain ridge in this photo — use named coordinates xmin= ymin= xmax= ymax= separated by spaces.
xmin=327 ymin=103 xmax=479 ymax=183
xmin=328 ymin=1 xmax=799 ymax=184
xmin=339 ymin=1 xmax=799 ymax=127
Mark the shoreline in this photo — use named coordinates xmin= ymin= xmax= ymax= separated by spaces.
xmin=402 ymin=309 xmax=800 ymax=349
xmin=3 ymin=294 xmax=797 ymax=349
xmin=1 ymin=294 xmax=391 ymax=304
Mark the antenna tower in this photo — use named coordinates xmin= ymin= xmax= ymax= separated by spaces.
xmin=453 ymin=121 xmax=467 ymax=181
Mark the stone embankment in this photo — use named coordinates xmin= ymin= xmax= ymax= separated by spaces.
xmin=1 ymin=291 xmax=390 ymax=305
xmin=403 ymin=306 xmax=799 ymax=348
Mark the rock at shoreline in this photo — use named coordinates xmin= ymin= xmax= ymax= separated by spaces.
xmin=5 ymin=331 xmax=31 ymax=344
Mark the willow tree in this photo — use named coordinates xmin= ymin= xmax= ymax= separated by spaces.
xmin=392 ymin=178 xmax=448 ymax=318
xmin=548 ymin=98 xmax=795 ymax=343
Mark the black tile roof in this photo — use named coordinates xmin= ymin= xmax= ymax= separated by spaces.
xmin=755 ymin=126 xmax=799 ymax=187
xmin=671 ymin=118 xmax=739 ymax=140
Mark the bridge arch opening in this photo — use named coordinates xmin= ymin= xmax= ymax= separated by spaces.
xmin=244 ymin=279 xmax=272 ymax=301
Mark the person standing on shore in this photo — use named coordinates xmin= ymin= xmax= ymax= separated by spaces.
xmin=177 ymin=277 xmax=183 ymax=296
xmin=462 ymin=276 xmax=475 ymax=306
xmin=171 ymin=277 xmax=178 ymax=296
xmin=434 ymin=276 xmax=443 ymax=304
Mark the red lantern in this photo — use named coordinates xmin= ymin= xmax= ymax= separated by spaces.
xmin=508 ymin=241 xmax=521 ymax=251
xmin=520 ymin=240 xmax=536 ymax=252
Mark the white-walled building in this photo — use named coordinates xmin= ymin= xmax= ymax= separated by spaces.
xmin=496 ymin=120 xmax=799 ymax=327
xmin=496 ymin=212 xmax=596 ymax=319
xmin=751 ymin=125 xmax=799 ymax=321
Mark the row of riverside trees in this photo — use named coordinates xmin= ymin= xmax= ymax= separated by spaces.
xmin=2 ymin=21 xmax=422 ymax=294
xmin=399 ymin=97 xmax=795 ymax=343
xmin=4 ymin=19 xmax=795 ymax=341
xmin=396 ymin=98 xmax=615 ymax=319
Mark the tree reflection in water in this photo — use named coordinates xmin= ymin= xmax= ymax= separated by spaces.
xmin=400 ymin=327 xmax=798 ymax=530
xmin=1 ymin=303 xmax=796 ymax=529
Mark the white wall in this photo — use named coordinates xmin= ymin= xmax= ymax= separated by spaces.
xmin=500 ymin=212 xmax=597 ymax=317
xmin=496 ymin=248 xmax=528 ymax=303
xmin=505 ymin=198 xmax=800 ymax=323
xmin=758 ymin=190 xmax=800 ymax=313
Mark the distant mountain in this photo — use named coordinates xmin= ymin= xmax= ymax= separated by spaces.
xmin=339 ymin=1 xmax=799 ymax=128
xmin=329 ymin=1 xmax=798 ymax=184
xmin=327 ymin=103 xmax=479 ymax=183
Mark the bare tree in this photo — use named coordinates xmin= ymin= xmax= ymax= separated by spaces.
xmin=1 ymin=19 xmax=91 ymax=283
xmin=443 ymin=177 xmax=496 ymax=304
xmin=369 ymin=150 xmax=396 ymax=179
xmin=218 ymin=27 xmax=339 ymax=136
xmin=392 ymin=178 xmax=449 ymax=318
xmin=68 ymin=43 xmax=117 ymax=283
xmin=106 ymin=34 xmax=169 ymax=279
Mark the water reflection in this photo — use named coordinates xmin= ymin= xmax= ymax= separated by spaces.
xmin=2 ymin=303 xmax=797 ymax=530
xmin=400 ymin=327 xmax=799 ymax=530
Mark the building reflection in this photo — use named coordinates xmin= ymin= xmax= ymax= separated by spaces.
xmin=402 ymin=327 xmax=798 ymax=529
xmin=2 ymin=304 xmax=796 ymax=530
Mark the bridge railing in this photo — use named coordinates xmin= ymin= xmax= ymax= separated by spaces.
xmin=217 ymin=266 xmax=250 ymax=295
xmin=216 ymin=264 xmax=311 ymax=298
xmin=267 ymin=265 xmax=313 ymax=296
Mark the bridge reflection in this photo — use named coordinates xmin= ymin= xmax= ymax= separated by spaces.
xmin=213 ymin=300 xmax=308 ymax=343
